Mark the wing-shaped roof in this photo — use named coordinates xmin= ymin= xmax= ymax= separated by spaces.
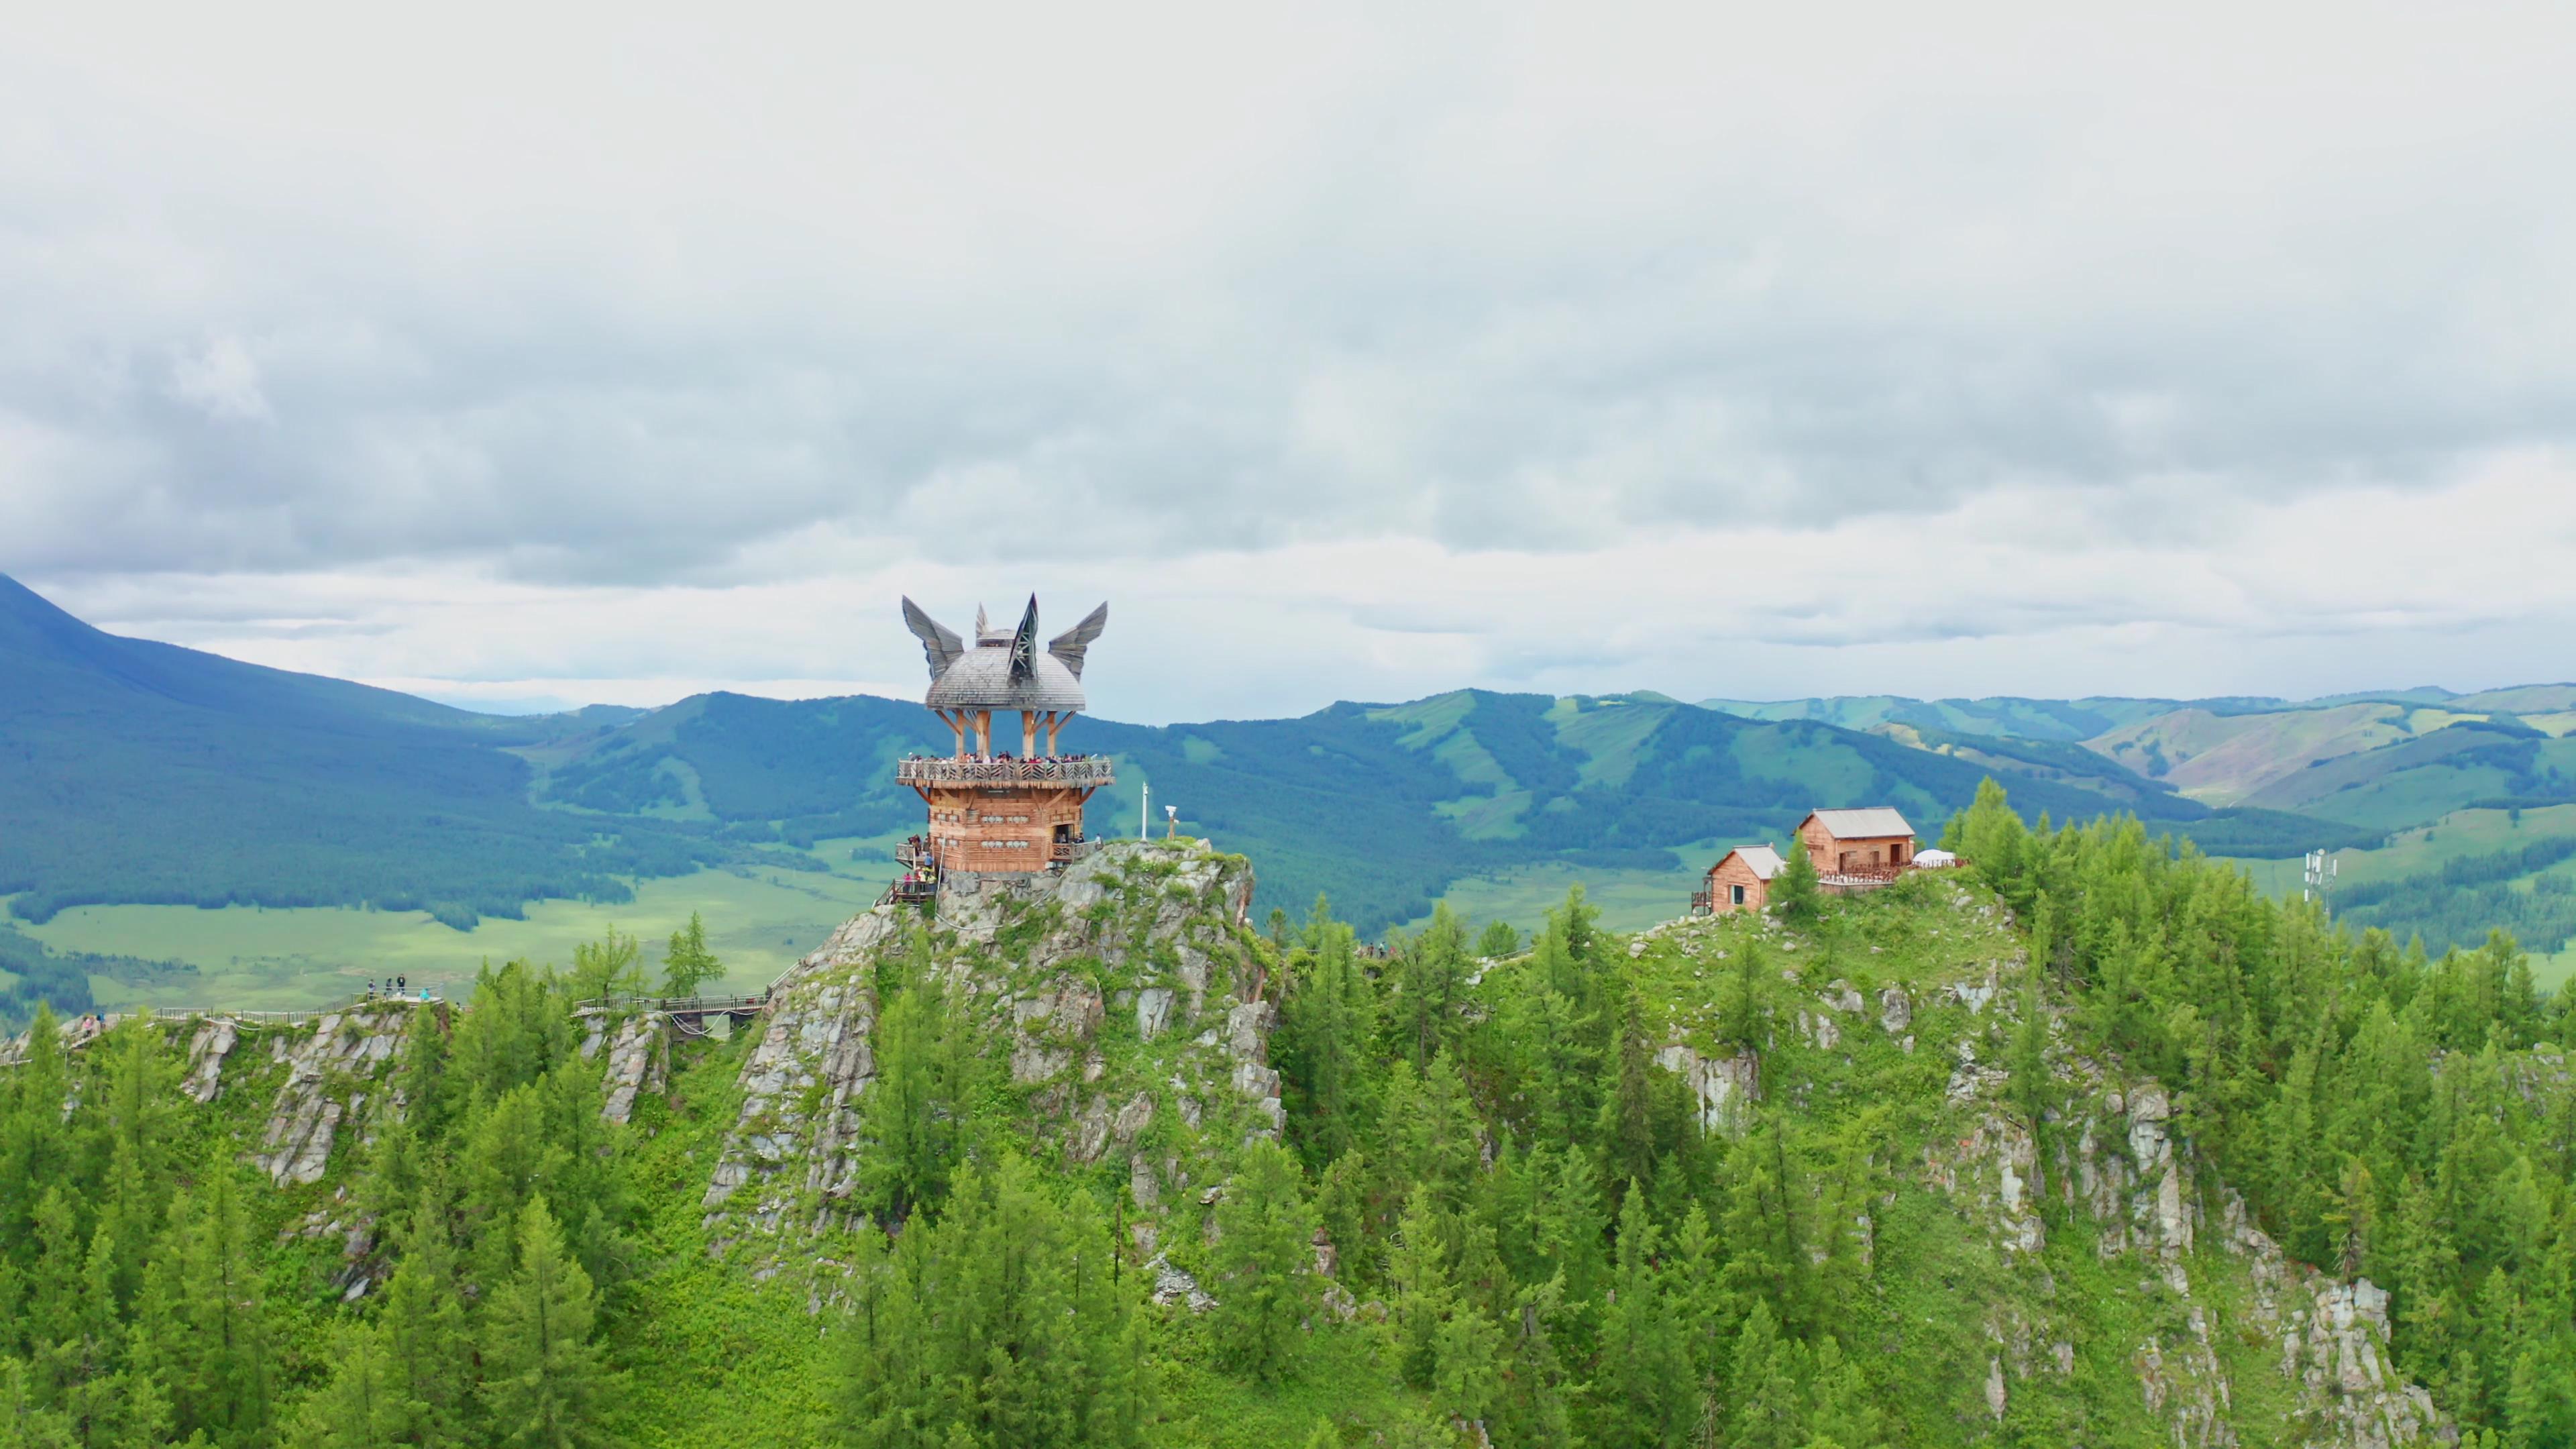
xmin=1048 ymin=602 xmax=1108 ymax=679
xmin=908 ymin=595 xmax=1101 ymax=712
xmin=1713 ymin=844 xmax=1786 ymax=879
xmin=924 ymin=645 xmax=1089 ymax=711
xmin=901 ymin=596 xmax=965 ymax=682
xmin=1805 ymin=807 xmax=1915 ymax=840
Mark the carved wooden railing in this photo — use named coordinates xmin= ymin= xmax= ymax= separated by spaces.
xmin=895 ymin=755 xmax=1117 ymax=788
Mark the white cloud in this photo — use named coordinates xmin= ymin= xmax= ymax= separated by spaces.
xmin=166 ymin=336 xmax=270 ymax=422
xmin=5 ymin=0 xmax=2576 ymax=714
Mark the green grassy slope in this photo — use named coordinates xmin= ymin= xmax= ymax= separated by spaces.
xmin=534 ymin=688 xmax=2193 ymax=935
xmin=2237 ymin=720 xmax=2576 ymax=829
xmin=0 ymin=574 xmax=746 ymax=929
xmin=1699 ymin=692 xmax=2276 ymax=741
xmin=2085 ymin=702 xmax=2423 ymax=803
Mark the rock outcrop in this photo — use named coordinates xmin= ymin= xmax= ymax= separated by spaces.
xmin=253 ymin=1008 xmax=409 ymax=1185
xmin=1654 ymin=1043 xmax=1762 ymax=1136
xmin=1638 ymin=881 xmax=2452 ymax=1447
xmin=700 ymin=840 xmax=1271 ymax=1251
xmin=586 ymin=1012 xmax=669 ymax=1127
xmin=182 ymin=1018 xmax=239 ymax=1104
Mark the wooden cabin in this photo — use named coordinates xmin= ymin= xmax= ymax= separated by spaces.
xmin=1699 ymin=845 xmax=1784 ymax=914
xmin=1797 ymin=807 xmax=1916 ymax=881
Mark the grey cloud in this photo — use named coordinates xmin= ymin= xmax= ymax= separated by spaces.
xmin=3 ymin=1 xmax=2576 ymax=720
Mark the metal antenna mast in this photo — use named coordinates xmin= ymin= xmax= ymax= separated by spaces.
xmin=2302 ymin=849 xmax=2338 ymax=912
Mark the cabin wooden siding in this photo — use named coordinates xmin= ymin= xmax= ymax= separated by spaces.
xmin=1797 ymin=815 xmax=1915 ymax=874
xmin=923 ymin=785 xmax=1090 ymax=873
xmin=1706 ymin=853 xmax=1770 ymax=912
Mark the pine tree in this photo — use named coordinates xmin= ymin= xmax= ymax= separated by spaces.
xmin=137 ymin=1152 xmax=270 ymax=1448
xmin=1476 ymin=920 xmax=1522 ymax=959
xmin=1491 ymin=1278 xmax=1575 ymax=1449
xmin=839 ymin=1159 xmax=1145 ymax=1449
xmin=659 ymin=914 xmax=724 ymax=999
xmin=855 ymin=961 xmax=977 ymax=1222
xmin=1558 ymin=887 xmax=1600 ymax=986
xmin=1280 ymin=912 xmax=1377 ymax=1168
xmin=1722 ymin=940 xmax=1771 ymax=1053
xmin=1770 ymin=839 xmax=1823 ymax=925
xmin=1597 ymin=989 xmax=1660 ymax=1199
xmin=1726 ymin=1298 xmax=1807 ymax=1449
xmin=0 ymin=1005 xmax=71 ymax=1273
xmin=1432 ymin=1300 xmax=1503 ymax=1426
xmin=568 ymin=928 xmax=641 ymax=1004
xmin=1402 ymin=1051 xmax=1481 ymax=1218
xmin=380 ymin=1191 xmax=472 ymax=1448
xmin=1534 ymin=1146 xmax=1607 ymax=1307
xmin=1588 ymin=1189 xmax=1692 ymax=1449
xmin=0 ymin=1355 xmax=75 ymax=1449
xmin=1210 ymin=1141 xmax=1320 ymax=1383
xmin=460 ymin=1083 xmax=563 ymax=1287
xmin=1947 ymin=777 xmax=2031 ymax=907
xmin=91 ymin=1019 xmax=177 ymax=1306
xmin=1805 ymin=1335 xmax=1885 ymax=1448
xmin=2005 ymin=979 xmax=2050 ymax=1130
xmin=480 ymin=1197 xmax=610 ymax=1449
xmin=1395 ymin=904 xmax=1472 ymax=1069
xmin=284 ymin=1326 xmax=413 ymax=1449
xmin=1385 ymin=1186 xmax=1455 ymax=1390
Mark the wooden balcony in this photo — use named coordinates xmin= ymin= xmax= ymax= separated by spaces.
xmin=1818 ymin=864 xmax=1910 ymax=894
xmin=895 ymin=755 xmax=1116 ymax=788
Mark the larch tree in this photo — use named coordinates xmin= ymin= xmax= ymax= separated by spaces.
xmin=1210 ymin=1140 xmax=1321 ymax=1383
xmin=480 ymin=1197 xmax=611 ymax=1449
xmin=1769 ymin=839 xmax=1822 ymax=925
xmin=137 ymin=1152 xmax=271 ymax=1448
xmin=659 ymin=914 xmax=724 ymax=999
xmin=284 ymin=1327 xmax=413 ymax=1449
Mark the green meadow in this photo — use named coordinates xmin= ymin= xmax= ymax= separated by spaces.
xmin=1406 ymin=861 xmax=1702 ymax=941
xmin=17 ymin=843 xmax=898 ymax=1012
xmin=2222 ymin=802 xmax=2576 ymax=986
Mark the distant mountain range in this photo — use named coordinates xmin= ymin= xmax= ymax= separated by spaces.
xmin=5 ymin=574 xmax=2568 ymax=953
xmin=1704 ymin=688 xmax=2576 ymax=826
xmin=1700 ymin=685 xmax=2576 ymax=743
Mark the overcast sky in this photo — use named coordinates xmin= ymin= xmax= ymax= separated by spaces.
xmin=5 ymin=2 xmax=2575 ymax=722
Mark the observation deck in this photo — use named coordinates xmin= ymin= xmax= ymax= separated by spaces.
xmin=894 ymin=755 xmax=1116 ymax=789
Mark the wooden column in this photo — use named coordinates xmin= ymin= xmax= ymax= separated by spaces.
xmin=1021 ymin=710 xmax=1037 ymax=758
xmin=1046 ymin=711 xmax=1063 ymax=755
xmin=943 ymin=710 xmax=967 ymax=758
xmin=975 ymin=710 xmax=991 ymax=757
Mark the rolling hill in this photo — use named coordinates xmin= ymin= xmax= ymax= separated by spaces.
xmin=526 ymin=684 xmax=2229 ymax=931
xmin=10 ymin=570 xmax=2550 ymax=1001
xmin=1699 ymin=692 xmax=2276 ymax=741
xmin=0 ymin=574 xmax=743 ymax=930
xmin=3 ymin=575 xmax=2280 ymax=955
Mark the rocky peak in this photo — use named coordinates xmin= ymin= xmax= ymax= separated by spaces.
xmin=700 ymin=839 xmax=1275 ymax=1249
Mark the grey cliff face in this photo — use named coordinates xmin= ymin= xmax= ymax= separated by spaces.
xmin=698 ymin=839 xmax=1271 ymax=1256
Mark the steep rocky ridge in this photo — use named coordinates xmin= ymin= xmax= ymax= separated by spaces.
xmin=0 ymin=844 xmax=2471 ymax=1444
xmin=700 ymin=839 xmax=1273 ymax=1252
xmin=1627 ymin=883 xmax=2451 ymax=1446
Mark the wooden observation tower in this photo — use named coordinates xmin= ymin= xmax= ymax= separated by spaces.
xmin=888 ymin=596 xmax=1113 ymax=893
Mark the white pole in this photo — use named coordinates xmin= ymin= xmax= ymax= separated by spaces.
xmin=1140 ymin=782 xmax=1150 ymax=840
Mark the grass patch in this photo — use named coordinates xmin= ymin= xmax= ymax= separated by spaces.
xmin=19 ymin=856 xmax=896 ymax=1012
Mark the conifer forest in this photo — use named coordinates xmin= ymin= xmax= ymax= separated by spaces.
xmin=5 ymin=786 xmax=2573 ymax=1446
